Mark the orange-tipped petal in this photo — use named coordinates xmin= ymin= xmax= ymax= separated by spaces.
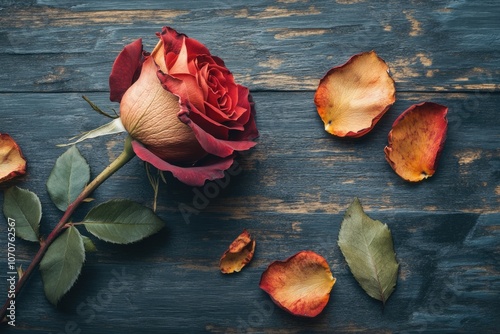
xmin=259 ymin=250 xmax=336 ymax=317
xmin=314 ymin=51 xmax=396 ymax=137
xmin=219 ymin=229 xmax=256 ymax=274
xmin=385 ymin=102 xmax=448 ymax=182
xmin=0 ymin=134 xmax=27 ymax=184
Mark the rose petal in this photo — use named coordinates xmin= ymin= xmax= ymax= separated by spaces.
xmin=158 ymin=71 xmax=241 ymax=140
xmin=158 ymin=67 xmax=257 ymax=157
xmin=168 ymin=36 xmax=190 ymax=75
xmin=231 ymin=111 xmax=258 ymax=142
xmin=178 ymin=110 xmax=257 ymax=158
xmin=158 ymin=26 xmax=211 ymax=69
xmin=109 ymin=38 xmax=144 ymax=102
xmin=232 ymin=85 xmax=252 ymax=125
xmin=120 ymin=57 xmax=207 ymax=164
xmin=132 ymin=140 xmax=235 ymax=186
xmin=219 ymin=229 xmax=256 ymax=274
xmin=0 ymin=134 xmax=27 ymax=183
xmin=230 ymin=93 xmax=259 ymax=142
xmin=384 ymin=102 xmax=448 ymax=182
xmin=157 ymin=71 xmax=206 ymax=115
xmin=314 ymin=51 xmax=396 ymax=137
xmin=158 ymin=64 xmax=249 ymax=134
xmin=151 ymin=39 xmax=167 ymax=73
xmin=259 ymin=250 xmax=336 ymax=317
xmin=188 ymin=110 xmax=231 ymax=139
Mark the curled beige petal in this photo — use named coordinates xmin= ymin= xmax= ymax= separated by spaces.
xmin=259 ymin=250 xmax=336 ymax=317
xmin=119 ymin=56 xmax=206 ymax=164
xmin=385 ymin=102 xmax=448 ymax=182
xmin=0 ymin=133 xmax=27 ymax=183
xmin=219 ymin=229 xmax=256 ymax=274
xmin=151 ymin=39 xmax=167 ymax=73
xmin=314 ymin=51 xmax=396 ymax=137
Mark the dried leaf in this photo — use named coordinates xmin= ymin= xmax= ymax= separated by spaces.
xmin=2 ymin=186 xmax=42 ymax=242
xmin=314 ymin=51 xmax=396 ymax=137
xmin=40 ymin=226 xmax=85 ymax=305
xmin=338 ymin=198 xmax=399 ymax=304
xmin=259 ymin=250 xmax=336 ymax=317
xmin=0 ymin=133 xmax=27 ymax=183
xmin=219 ymin=229 xmax=256 ymax=274
xmin=82 ymin=199 xmax=164 ymax=244
xmin=46 ymin=146 xmax=90 ymax=211
xmin=385 ymin=102 xmax=448 ymax=182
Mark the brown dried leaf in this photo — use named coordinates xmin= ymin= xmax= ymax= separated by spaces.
xmin=219 ymin=229 xmax=256 ymax=274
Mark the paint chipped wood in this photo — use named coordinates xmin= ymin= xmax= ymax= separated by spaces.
xmin=0 ymin=0 xmax=499 ymax=333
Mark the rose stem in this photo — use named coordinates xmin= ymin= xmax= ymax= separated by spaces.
xmin=0 ymin=136 xmax=136 ymax=324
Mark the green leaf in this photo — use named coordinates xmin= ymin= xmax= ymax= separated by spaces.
xmin=40 ymin=225 xmax=85 ymax=305
xmin=338 ymin=198 xmax=399 ymax=304
xmin=3 ymin=186 xmax=42 ymax=242
xmin=82 ymin=235 xmax=97 ymax=252
xmin=82 ymin=199 xmax=164 ymax=244
xmin=46 ymin=146 xmax=90 ymax=211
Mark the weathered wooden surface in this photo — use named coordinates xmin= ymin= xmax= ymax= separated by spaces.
xmin=0 ymin=0 xmax=499 ymax=333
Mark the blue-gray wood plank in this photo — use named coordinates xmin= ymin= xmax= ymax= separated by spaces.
xmin=0 ymin=1 xmax=499 ymax=333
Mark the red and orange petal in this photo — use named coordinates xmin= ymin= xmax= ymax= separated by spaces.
xmin=177 ymin=104 xmax=257 ymax=159
xmin=0 ymin=134 xmax=27 ymax=184
xmin=158 ymin=26 xmax=211 ymax=69
xmin=259 ymin=250 xmax=336 ymax=317
xmin=385 ymin=102 xmax=448 ymax=182
xmin=219 ymin=229 xmax=256 ymax=274
xmin=314 ymin=51 xmax=396 ymax=137
xmin=131 ymin=141 xmax=235 ymax=187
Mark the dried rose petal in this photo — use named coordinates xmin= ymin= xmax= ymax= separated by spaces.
xmin=0 ymin=134 xmax=27 ymax=183
xmin=314 ymin=51 xmax=396 ymax=137
xmin=219 ymin=229 xmax=256 ymax=274
xmin=385 ymin=102 xmax=448 ymax=182
xmin=259 ymin=250 xmax=336 ymax=317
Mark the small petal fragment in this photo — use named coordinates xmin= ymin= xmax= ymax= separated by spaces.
xmin=314 ymin=51 xmax=396 ymax=137
xmin=385 ymin=102 xmax=448 ymax=182
xmin=0 ymin=134 xmax=27 ymax=183
xmin=219 ymin=229 xmax=256 ymax=274
xmin=259 ymin=250 xmax=336 ymax=317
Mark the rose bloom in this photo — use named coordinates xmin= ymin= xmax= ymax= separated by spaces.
xmin=109 ymin=27 xmax=258 ymax=186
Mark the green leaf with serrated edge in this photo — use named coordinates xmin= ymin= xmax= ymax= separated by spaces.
xmin=83 ymin=199 xmax=164 ymax=244
xmin=82 ymin=235 xmax=97 ymax=252
xmin=40 ymin=225 xmax=85 ymax=305
xmin=46 ymin=146 xmax=90 ymax=211
xmin=3 ymin=186 xmax=42 ymax=242
xmin=338 ymin=198 xmax=399 ymax=304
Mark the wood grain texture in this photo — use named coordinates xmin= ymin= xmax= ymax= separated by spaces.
xmin=1 ymin=1 xmax=499 ymax=92
xmin=0 ymin=0 xmax=499 ymax=333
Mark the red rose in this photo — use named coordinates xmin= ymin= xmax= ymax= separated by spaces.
xmin=109 ymin=27 xmax=258 ymax=186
